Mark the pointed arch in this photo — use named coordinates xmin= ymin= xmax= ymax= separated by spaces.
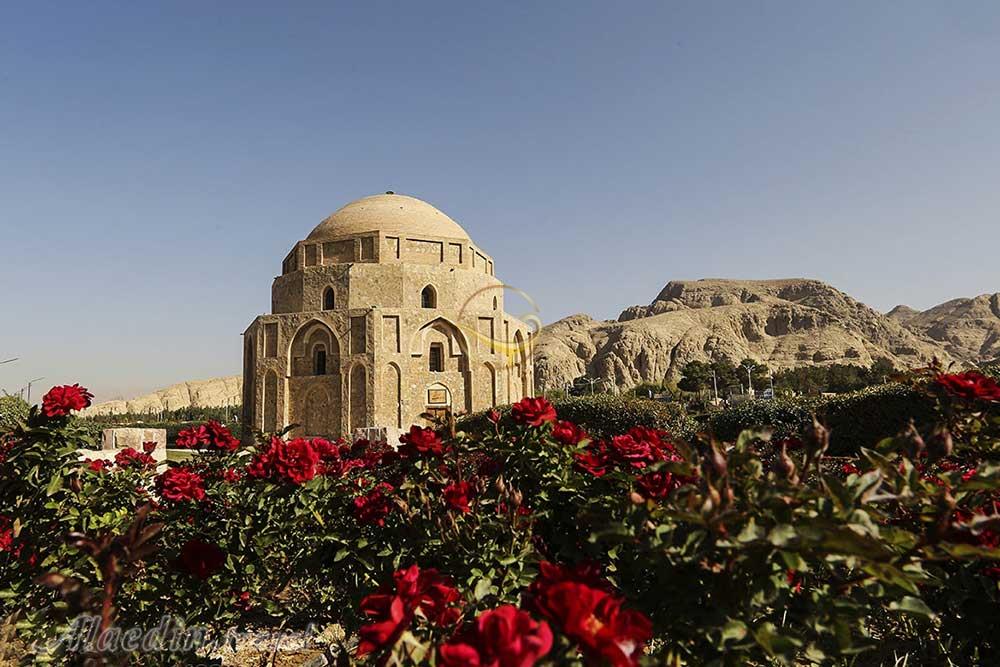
xmin=288 ymin=319 xmax=340 ymax=377
xmin=482 ymin=361 xmax=497 ymax=408
xmin=408 ymin=316 xmax=471 ymax=360
xmin=384 ymin=362 xmax=402 ymax=428
xmin=322 ymin=287 xmax=335 ymax=311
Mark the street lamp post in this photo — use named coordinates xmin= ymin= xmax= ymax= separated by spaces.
xmin=26 ymin=377 xmax=45 ymax=405
xmin=742 ymin=363 xmax=756 ymax=397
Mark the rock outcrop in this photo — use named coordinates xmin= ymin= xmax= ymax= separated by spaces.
xmin=83 ymin=376 xmax=242 ymax=416
xmin=535 ymin=279 xmax=952 ymax=391
xmin=889 ymin=293 xmax=1000 ymax=365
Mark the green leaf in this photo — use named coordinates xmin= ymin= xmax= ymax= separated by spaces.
xmin=890 ymin=595 xmax=936 ymax=619
xmin=721 ymin=619 xmax=747 ymax=643
xmin=768 ymin=524 xmax=797 ymax=547
xmin=473 ymin=578 xmax=493 ymax=601
xmin=45 ymin=472 xmax=63 ymax=496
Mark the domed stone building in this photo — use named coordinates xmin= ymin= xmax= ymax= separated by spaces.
xmin=241 ymin=193 xmax=535 ymax=439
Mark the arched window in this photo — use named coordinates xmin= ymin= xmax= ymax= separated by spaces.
xmin=492 ymin=296 xmax=498 ymax=310
xmin=421 ymin=285 xmax=437 ymax=309
xmin=429 ymin=342 xmax=444 ymax=372
xmin=313 ymin=346 xmax=327 ymax=375
xmin=323 ymin=287 xmax=335 ymax=311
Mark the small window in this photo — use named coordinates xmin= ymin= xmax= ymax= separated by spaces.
xmin=323 ymin=287 xmax=335 ymax=311
xmin=314 ymin=346 xmax=327 ymax=375
xmin=429 ymin=343 xmax=444 ymax=372
xmin=421 ymin=285 xmax=437 ymax=309
xmin=492 ymin=296 xmax=498 ymax=310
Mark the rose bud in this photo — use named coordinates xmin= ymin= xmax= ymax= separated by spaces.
xmin=804 ymin=417 xmax=830 ymax=458
xmin=902 ymin=420 xmax=926 ymax=458
xmin=927 ymin=426 xmax=954 ymax=459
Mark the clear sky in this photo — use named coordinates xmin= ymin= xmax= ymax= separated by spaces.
xmin=2 ymin=1 xmax=999 ymax=402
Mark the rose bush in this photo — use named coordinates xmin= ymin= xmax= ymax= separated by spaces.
xmin=0 ymin=378 xmax=999 ymax=665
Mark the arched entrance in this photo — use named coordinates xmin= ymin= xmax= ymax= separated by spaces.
xmin=287 ymin=320 xmax=342 ymax=437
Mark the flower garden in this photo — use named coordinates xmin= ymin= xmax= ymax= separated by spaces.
xmin=2 ymin=369 xmax=1000 ymax=665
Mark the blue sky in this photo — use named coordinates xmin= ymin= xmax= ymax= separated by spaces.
xmin=2 ymin=1 xmax=999 ymax=401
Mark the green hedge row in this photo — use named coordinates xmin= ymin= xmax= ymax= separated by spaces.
xmin=706 ymin=382 xmax=937 ymax=455
xmin=0 ymin=395 xmax=28 ymax=432
xmin=462 ymin=394 xmax=698 ymax=440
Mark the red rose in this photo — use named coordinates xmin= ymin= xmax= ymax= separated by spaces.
xmin=222 ymin=468 xmax=242 ymax=483
xmin=574 ymin=442 xmax=612 ymax=478
xmin=311 ymin=437 xmax=340 ymax=460
xmin=176 ymin=425 xmax=210 ymax=448
xmin=443 ymin=481 xmax=473 ymax=514
xmin=231 ymin=590 xmax=253 ymax=612
xmin=608 ymin=435 xmax=655 ymax=469
xmin=41 ymin=384 xmax=93 ymax=418
xmin=205 ymin=421 xmax=240 ymax=452
xmin=0 ymin=516 xmax=14 ymax=553
xmin=786 ymin=569 xmax=803 ymax=594
xmin=552 ymin=420 xmax=587 ymax=446
xmin=84 ymin=458 xmax=110 ymax=473
xmin=247 ymin=436 xmax=321 ymax=484
xmin=176 ymin=539 xmax=225 ymax=579
xmin=528 ymin=579 xmax=651 ymax=667
xmin=157 ymin=467 xmax=206 ymax=503
xmin=439 ymin=641 xmax=482 ymax=667
xmin=273 ymin=438 xmax=320 ymax=484
xmin=357 ymin=565 xmax=463 ymax=657
xmin=353 ymin=483 xmax=396 ymax=526
xmin=114 ymin=447 xmax=155 ymax=469
xmin=635 ymin=470 xmax=678 ymax=500
xmin=511 ymin=397 xmax=557 ymax=427
xmin=488 ymin=409 xmax=502 ymax=424
xmin=399 ymin=425 xmax=445 ymax=457
xmin=841 ymin=462 xmax=860 ymax=475
xmin=935 ymin=371 xmax=1000 ymax=402
xmin=440 ymin=605 xmax=553 ymax=667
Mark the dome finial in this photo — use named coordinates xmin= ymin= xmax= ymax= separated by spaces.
xmin=385 ymin=190 xmax=395 ymax=195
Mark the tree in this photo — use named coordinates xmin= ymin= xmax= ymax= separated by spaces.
xmin=677 ymin=361 xmax=712 ymax=393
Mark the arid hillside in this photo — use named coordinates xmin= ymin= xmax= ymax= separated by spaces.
xmin=534 ymin=278 xmax=961 ymax=391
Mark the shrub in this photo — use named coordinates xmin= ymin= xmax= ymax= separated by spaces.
xmin=2 ymin=379 xmax=1000 ymax=665
xmin=707 ymin=382 xmax=938 ymax=455
xmin=463 ymin=394 xmax=698 ymax=440
xmin=0 ymin=395 xmax=28 ymax=432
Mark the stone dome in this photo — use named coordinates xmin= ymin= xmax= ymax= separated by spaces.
xmin=306 ymin=193 xmax=470 ymax=241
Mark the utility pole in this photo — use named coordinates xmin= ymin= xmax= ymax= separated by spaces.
xmin=26 ymin=377 xmax=44 ymax=405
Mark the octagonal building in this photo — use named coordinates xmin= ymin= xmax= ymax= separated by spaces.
xmin=241 ymin=192 xmax=535 ymax=439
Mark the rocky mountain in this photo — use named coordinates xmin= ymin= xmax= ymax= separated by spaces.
xmin=534 ymin=279 xmax=953 ymax=392
xmin=83 ymin=281 xmax=998 ymax=412
xmin=83 ymin=376 xmax=242 ymax=416
xmin=888 ymin=293 xmax=1000 ymax=365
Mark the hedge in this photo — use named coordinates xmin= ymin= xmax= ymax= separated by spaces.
xmin=706 ymin=382 xmax=937 ymax=455
xmin=462 ymin=394 xmax=698 ymax=440
xmin=0 ymin=395 xmax=28 ymax=432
